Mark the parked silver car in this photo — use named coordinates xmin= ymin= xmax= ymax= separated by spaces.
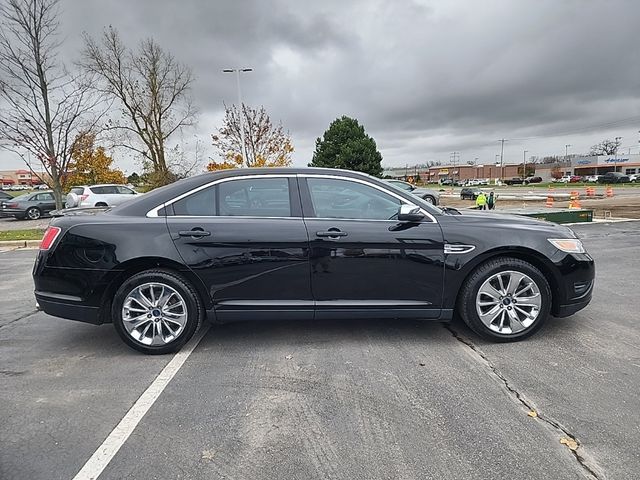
xmin=0 ymin=190 xmax=56 ymax=219
xmin=384 ymin=179 xmax=440 ymax=205
xmin=65 ymin=184 xmax=139 ymax=208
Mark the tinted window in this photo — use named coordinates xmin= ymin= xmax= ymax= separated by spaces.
xmin=35 ymin=193 xmax=54 ymax=201
xmin=388 ymin=180 xmax=413 ymax=191
xmin=91 ymin=186 xmax=117 ymax=194
xmin=218 ymin=178 xmax=291 ymax=217
xmin=307 ymin=178 xmax=401 ymax=220
xmin=70 ymin=187 xmax=85 ymax=195
xmin=173 ymin=186 xmax=216 ymax=216
xmin=116 ymin=186 xmax=135 ymax=194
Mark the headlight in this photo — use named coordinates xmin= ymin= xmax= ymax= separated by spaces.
xmin=547 ymin=238 xmax=585 ymax=254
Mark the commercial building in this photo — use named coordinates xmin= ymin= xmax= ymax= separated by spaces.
xmin=571 ymin=154 xmax=640 ymax=176
xmin=0 ymin=169 xmax=48 ymax=187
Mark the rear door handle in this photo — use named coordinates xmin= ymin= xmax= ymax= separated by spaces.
xmin=316 ymin=230 xmax=347 ymax=238
xmin=178 ymin=230 xmax=211 ymax=238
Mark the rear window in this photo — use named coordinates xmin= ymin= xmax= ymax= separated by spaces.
xmin=70 ymin=187 xmax=84 ymax=195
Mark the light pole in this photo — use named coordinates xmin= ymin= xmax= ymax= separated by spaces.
xmin=523 ymin=150 xmax=528 ymax=179
xmin=223 ymin=68 xmax=253 ymax=166
xmin=614 ymin=136 xmax=622 ymax=172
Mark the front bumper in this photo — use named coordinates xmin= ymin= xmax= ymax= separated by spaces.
xmin=550 ymin=252 xmax=595 ymax=317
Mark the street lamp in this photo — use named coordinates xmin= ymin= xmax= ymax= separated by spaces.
xmin=223 ymin=68 xmax=253 ymax=165
xmin=614 ymin=136 xmax=622 ymax=172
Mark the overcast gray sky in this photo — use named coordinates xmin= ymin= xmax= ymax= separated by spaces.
xmin=3 ymin=0 xmax=640 ymax=173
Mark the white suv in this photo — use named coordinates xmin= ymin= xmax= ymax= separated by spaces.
xmin=66 ymin=184 xmax=139 ymax=208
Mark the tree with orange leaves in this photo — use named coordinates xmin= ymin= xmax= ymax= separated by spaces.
xmin=208 ymin=104 xmax=293 ymax=171
xmin=66 ymin=132 xmax=126 ymax=187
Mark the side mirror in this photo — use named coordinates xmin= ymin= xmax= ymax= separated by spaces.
xmin=398 ymin=204 xmax=425 ymax=222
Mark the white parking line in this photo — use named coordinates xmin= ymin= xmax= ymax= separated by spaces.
xmin=72 ymin=325 xmax=209 ymax=480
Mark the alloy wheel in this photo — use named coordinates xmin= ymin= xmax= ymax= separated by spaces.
xmin=121 ymin=282 xmax=188 ymax=346
xmin=27 ymin=208 xmax=41 ymax=220
xmin=475 ymin=270 xmax=542 ymax=335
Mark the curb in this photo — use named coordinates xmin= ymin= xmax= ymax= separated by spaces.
xmin=0 ymin=240 xmax=41 ymax=248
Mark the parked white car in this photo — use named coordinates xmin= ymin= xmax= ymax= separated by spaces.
xmin=629 ymin=174 xmax=639 ymax=183
xmin=66 ymin=184 xmax=140 ymax=208
xmin=584 ymin=175 xmax=601 ymax=182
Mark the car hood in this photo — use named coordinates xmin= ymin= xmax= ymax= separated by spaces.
xmin=441 ymin=209 xmax=577 ymax=237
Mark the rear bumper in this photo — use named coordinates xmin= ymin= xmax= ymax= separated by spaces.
xmin=35 ymin=291 xmax=101 ymax=325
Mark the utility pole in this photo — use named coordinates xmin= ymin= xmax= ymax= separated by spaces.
xmin=523 ymin=150 xmax=528 ymax=179
xmin=498 ymin=139 xmax=507 ymax=181
xmin=223 ymin=68 xmax=253 ymax=165
xmin=450 ymin=152 xmax=460 ymax=182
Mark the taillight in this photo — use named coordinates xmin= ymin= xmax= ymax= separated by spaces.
xmin=40 ymin=226 xmax=62 ymax=250
xmin=79 ymin=194 xmax=88 ymax=202
xmin=6 ymin=202 xmax=17 ymax=208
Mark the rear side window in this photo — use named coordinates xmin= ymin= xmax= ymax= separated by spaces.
xmin=219 ymin=178 xmax=291 ymax=217
xmin=173 ymin=186 xmax=216 ymax=216
xmin=91 ymin=186 xmax=118 ymax=194
xmin=116 ymin=186 xmax=135 ymax=194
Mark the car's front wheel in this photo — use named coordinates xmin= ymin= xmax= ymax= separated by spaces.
xmin=112 ymin=270 xmax=204 ymax=354
xmin=457 ymin=257 xmax=551 ymax=342
xmin=423 ymin=195 xmax=436 ymax=204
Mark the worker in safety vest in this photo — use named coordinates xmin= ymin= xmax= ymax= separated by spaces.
xmin=475 ymin=191 xmax=487 ymax=210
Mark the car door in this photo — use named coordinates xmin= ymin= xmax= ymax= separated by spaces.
xmin=31 ymin=192 xmax=56 ymax=214
xmin=165 ymin=175 xmax=313 ymax=321
xmin=37 ymin=192 xmax=56 ymax=214
xmin=299 ymin=174 xmax=445 ymax=320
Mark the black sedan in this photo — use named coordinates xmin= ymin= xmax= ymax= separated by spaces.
xmin=1 ymin=190 xmax=56 ymax=219
xmin=460 ymin=187 xmax=482 ymax=200
xmin=33 ymin=168 xmax=594 ymax=354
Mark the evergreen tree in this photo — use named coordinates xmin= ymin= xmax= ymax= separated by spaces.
xmin=310 ymin=116 xmax=383 ymax=176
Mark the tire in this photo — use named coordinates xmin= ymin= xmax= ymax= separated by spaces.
xmin=26 ymin=207 xmax=42 ymax=220
xmin=112 ymin=269 xmax=204 ymax=355
xmin=422 ymin=195 xmax=436 ymax=204
xmin=457 ymin=257 xmax=551 ymax=342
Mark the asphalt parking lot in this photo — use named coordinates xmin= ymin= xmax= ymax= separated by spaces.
xmin=1 ymin=221 xmax=639 ymax=480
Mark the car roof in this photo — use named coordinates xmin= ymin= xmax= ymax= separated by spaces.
xmin=110 ymin=167 xmax=410 ymax=217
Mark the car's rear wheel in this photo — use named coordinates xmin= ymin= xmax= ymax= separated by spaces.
xmin=457 ymin=257 xmax=551 ymax=342
xmin=112 ymin=270 xmax=203 ymax=354
xmin=26 ymin=207 xmax=41 ymax=220
xmin=423 ymin=195 xmax=436 ymax=204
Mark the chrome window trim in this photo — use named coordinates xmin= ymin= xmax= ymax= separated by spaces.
xmin=300 ymin=173 xmax=438 ymax=223
xmin=146 ymin=174 xmax=296 ymax=218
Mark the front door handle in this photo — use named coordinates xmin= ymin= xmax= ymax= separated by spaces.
xmin=178 ymin=229 xmax=211 ymax=238
xmin=316 ymin=230 xmax=347 ymax=238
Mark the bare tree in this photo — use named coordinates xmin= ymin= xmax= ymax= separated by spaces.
xmin=0 ymin=0 xmax=102 ymax=208
xmin=590 ymin=138 xmax=621 ymax=156
xmin=208 ymin=103 xmax=293 ymax=170
xmin=82 ymin=27 xmax=196 ymax=187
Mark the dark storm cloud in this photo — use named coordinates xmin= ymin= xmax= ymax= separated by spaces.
xmin=3 ymin=0 xmax=640 ymax=170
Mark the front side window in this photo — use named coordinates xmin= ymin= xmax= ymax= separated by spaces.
xmin=219 ymin=178 xmax=291 ymax=217
xmin=306 ymin=178 xmax=401 ymax=220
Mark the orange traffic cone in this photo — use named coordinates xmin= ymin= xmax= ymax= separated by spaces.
xmin=546 ymin=195 xmax=554 ymax=208
xmin=585 ymin=187 xmax=595 ymax=197
xmin=569 ymin=191 xmax=582 ymax=209
xmin=606 ymin=185 xmax=614 ymax=197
